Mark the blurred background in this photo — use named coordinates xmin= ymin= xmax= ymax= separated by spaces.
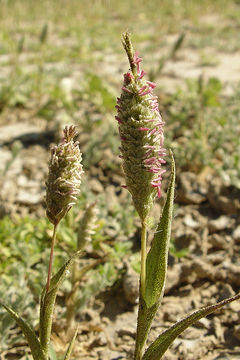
xmin=0 ymin=1 xmax=240 ymax=359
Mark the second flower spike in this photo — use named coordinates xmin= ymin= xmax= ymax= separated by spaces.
xmin=116 ymin=33 xmax=166 ymax=222
xmin=46 ymin=125 xmax=83 ymax=225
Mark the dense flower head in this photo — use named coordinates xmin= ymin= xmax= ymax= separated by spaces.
xmin=77 ymin=202 xmax=98 ymax=250
xmin=46 ymin=125 xmax=83 ymax=225
xmin=116 ymin=34 xmax=166 ymax=221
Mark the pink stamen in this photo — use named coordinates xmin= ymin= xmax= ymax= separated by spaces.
xmin=147 ymin=128 xmax=157 ymax=137
xmin=146 ymin=81 xmax=156 ymax=89
xmin=144 ymin=145 xmax=155 ymax=149
xmin=133 ymin=51 xmax=143 ymax=74
xmin=148 ymin=168 xmax=159 ymax=173
xmin=147 ymin=156 xmax=158 ymax=162
xmin=139 ymin=85 xmax=147 ymax=93
xmin=139 ymin=90 xmax=151 ymax=96
xmin=122 ymin=86 xmax=132 ymax=94
xmin=144 ymin=157 xmax=157 ymax=164
xmin=138 ymin=70 xmax=146 ymax=79
xmin=157 ymin=187 xmax=162 ymax=197
xmin=116 ymin=49 xmax=166 ymax=200
xmin=151 ymin=181 xmax=161 ymax=186
xmin=133 ymin=51 xmax=143 ymax=64
xmin=143 ymin=149 xmax=154 ymax=158
xmin=124 ymin=72 xmax=133 ymax=83
xmin=152 ymin=170 xmax=166 ymax=181
xmin=115 ymin=116 xmax=123 ymax=124
xmin=157 ymin=148 xmax=167 ymax=156
xmin=144 ymin=118 xmax=159 ymax=123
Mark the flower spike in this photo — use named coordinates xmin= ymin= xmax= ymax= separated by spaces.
xmin=46 ymin=125 xmax=83 ymax=225
xmin=116 ymin=33 xmax=166 ymax=221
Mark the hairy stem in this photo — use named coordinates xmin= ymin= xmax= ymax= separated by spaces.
xmin=134 ymin=223 xmax=148 ymax=360
xmin=140 ymin=222 xmax=147 ymax=299
xmin=46 ymin=223 xmax=58 ymax=293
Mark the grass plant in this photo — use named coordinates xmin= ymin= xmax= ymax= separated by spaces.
xmin=115 ymin=32 xmax=240 ymax=360
xmin=0 ymin=1 xmax=240 ymax=358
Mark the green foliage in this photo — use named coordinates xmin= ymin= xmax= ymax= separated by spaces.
xmin=0 ymin=68 xmax=32 ymax=111
xmin=84 ymin=73 xmax=116 ymax=111
xmin=0 ymin=191 xmax=136 ymax=352
xmin=165 ymin=77 xmax=240 ymax=186
xmin=0 ymin=1 xmax=240 ymax=358
xmin=134 ymin=153 xmax=175 ymax=359
xmin=63 ymin=327 xmax=78 ymax=360
xmin=39 ymin=251 xmax=81 ymax=355
xmin=0 ymin=216 xmax=50 ymax=267
xmin=0 ymin=303 xmax=46 ymax=360
xmin=145 ymin=152 xmax=175 ymax=308
xmin=149 ymin=32 xmax=185 ymax=82
xmin=169 ymin=240 xmax=189 ymax=258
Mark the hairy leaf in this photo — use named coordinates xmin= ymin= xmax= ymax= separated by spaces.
xmin=39 ymin=251 xmax=81 ymax=355
xmin=63 ymin=327 xmax=78 ymax=360
xmin=0 ymin=302 xmax=46 ymax=360
xmin=143 ymin=293 xmax=240 ymax=360
xmin=145 ymin=150 xmax=175 ymax=308
xmin=134 ymin=297 xmax=159 ymax=360
xmin=134 ymin=152 xmax=175 ymax=359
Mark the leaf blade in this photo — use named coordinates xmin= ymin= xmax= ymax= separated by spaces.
xmin=134 ymin=152 xmax=175 ymax=358
xmin=145 ymin=150 xmax=175 ymax=308
xmin=39 ymin=251 xmax=81 ymax=355
xmin=143 ymin=293 xmax=240 ymax=360
xmin=0 ymin=302 xmax=46 ymax=360
xmin=63 ymin=326 xmax=78 ymax=360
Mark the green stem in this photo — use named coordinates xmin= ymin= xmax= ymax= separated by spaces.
xmin=46 ymin=223 xmax=58 ymax=293
xmin=66 ymin=262 xmax=78 ymax=333
xmin=134 ymin=222 xmax=148 ymax=360
xmin=140 ymin=222 xmax=147 ymax=299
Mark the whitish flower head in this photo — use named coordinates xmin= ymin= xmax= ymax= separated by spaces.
xmin=46 ymin=125 xmax=83 ymax=225
xmin=77 ymin=202 xmax=98 ymax=250
xmin=116 ymin=33 xmax=166 ymax=221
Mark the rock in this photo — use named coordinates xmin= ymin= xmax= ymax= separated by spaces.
xmin=194 ymin=317 xmax=211 ymax=329
xmin=88 ymin=179 xmax=104 ymax=193
xmin=233 ymin=225 xmax=240 ymax=242
xmin=105 ymin=186 xmax=119 ymax=213
xmin=183 ymin=213 xmax=200 ymax=229
xmin=191 ymin=258 xmax=215 ymax=280
xmin=60 ymin=77 xmax=74 ymax=103
xmin=208 ymin=215 xmax=233 ymax=233
xmin=0 ymin=123 xmax=40 ymax=144
xmin=0 ymin=122 xmax=52 ymax=146
xmin=207 ymin=177 xmax=240 ymax=214
xmin=233 ymin=325 xmax=240 ymax=341
xmin=165 ymin=263 xmax=183 ymax=292
xmin=215 ymin=261 xmax=240 ymax=287
xmin=177 ymin=172 xmax=207 ymax=204
xmin=208 ymin=233 xmax=230 ymax=250
xmin=174 ymin=228 xmax=199 ymax=251
xmin=16 ymin=189 xmax=43 ymax=205
xmin=122 ymin=265 xmax=139 ymax=305
xmin=0 ymin=148 xmax=12 ymax=172
xmin=217 ymin=283 xmax=234 ymax=302
xmin=212 ymin=317 xmax=225 ymax=342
